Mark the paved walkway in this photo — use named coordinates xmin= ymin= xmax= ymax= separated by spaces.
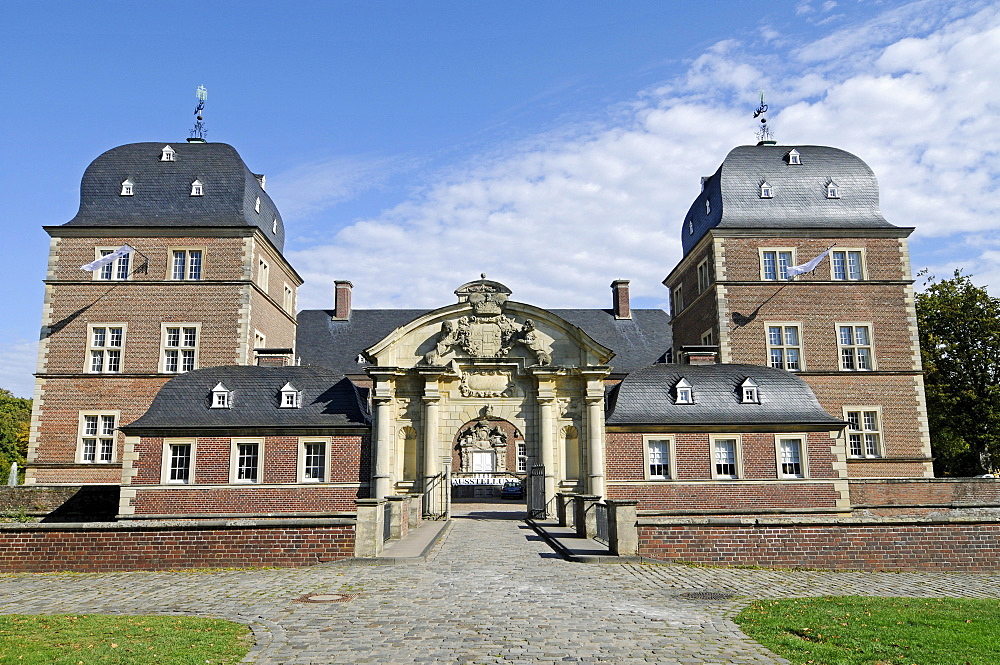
xmin=2 ymin=503 xmax=999 ymax=664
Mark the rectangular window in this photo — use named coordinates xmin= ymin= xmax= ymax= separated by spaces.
xmin=712 ymin=437 xmax=739 ymax=479
xmin=516 ymin=441 xmax=527 ymax=473
xmin=283 ymin=284 xmax=294 ymax=313
xmin=303 ymin=442 xmax=326 ymax=482
xmin=845 ymin=409 xmax=882 ymax=458
xmin=171 ymin=249 xmax=203 ymax=280
xmin=778 ymin=438 xmax=804 ymax=478
xmin=761 ymin=250 xmax=793 ymax=281
xmin=645 ymin=437 xmax=672 ymax=479
xmin=86 ymin=324 xmax=125 ymax=373
xmin=831 ymin=250 xmax=864 ymax=280
xmin=697 ymin=259 xmax=710 ymax=293
xmin=94 ymin=248 xmax=130 ymax=281
xmin=672 ymin=285 xmax=684 ymax=314
xmin=257 ymin=258 xmax=269 ymax=293
xmin=701 ymin=329 xmax=714 ymax=346
xmin=766 ymin=323 xmax=802 ymax=371
xmin=78 ymin=412 xmax=117 ymax=463
xmin=254 ymin=330 xmax=266 ymax=349
xmin=169 ymin=443 xmax=192 ymax=483
xmin=234 ymin=441 xmax=260 ymax=483
xmin=838 ymin=324 xmax=874 ymax=370
xmin=162 ymin=324 xmax=199 ymax=373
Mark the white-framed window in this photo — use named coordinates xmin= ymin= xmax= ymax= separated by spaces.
xmin=77 ymin=411 xmax=117 ymax=464
xmin=120 ymin=178 xmax=134 ymax=196
xmin=776 ymin=436 xmax=807 ymax=478
xmin=86 ymin=324 xmax=125 ymax=373
xmin=231 ymin=440 xmax=262 ymax=483
xmin=93 ymin=247 xmax=131 ymax=281
xmin=283 ymin=284 xmax=294 ymax=313
xmin=697 ymin=258 xmax=710 ymax=293
xmin=826 ymin=181 xmax=840 ymax=199
xmin=705 ymin=199 xmax=711 ymax=215
xmin=516 ymin=441 xmax=527 ymax=473
xmin=760 ymin=181 xmax=773 ymax=198
xmin=272 ymin=218 xmax=278 ymax=234
xmin=161 ymin=438 xmax=196 ymax=484
xmin=831 ymin=249 xmax=864 ymax=281
xmin=254 ymin=330 xmax=266 ymax=349
xmin=254 ymin=196 xmax=261 ymax=213
xmin=211 ymin=382 xmax=231 ymax=409
xmin=674 ymin=377 xmax=693 ymax=404
xmin=299 ymin=438 xmax=329 ymax=482
xmin=280 ymin=382 xmax=300 ymax=408
xmin=161 ymin=324 xmax=199 ymax=373
xmin=701 ymin=329 xmax=714 ymax=346
xmin=838 ymin=323 xmax=874 ymax=371
xmin=845 ymin=408 xmax=882 ymax=458
xmin=160 ymin=145 xmax=175 ymax=162
xmin=760 ymin=249 xmax=794 ymax=281
xmin=170 ymin=249 xmax=203 ymax=280
xmin=257 ymin=257 xmax=269 ymax=292
xmin=687 ymin=219 xmax=693 ymax=236
xmin=190 ymin=179 xmax=204 ymax=196
xmin=788 ymin=149 xmax=801 ymax=165
xmin=644 ymin=435 xmax=674 ymax=480
xmin=711 ymin=436 xmax=741 ymax=479
xmin=741 ymin=378 xmax=759 ymax=404
xmin=672 ymin=284 xmax=684 ymax=314
xmin=766 ymin=323 xmax=802 ymax=371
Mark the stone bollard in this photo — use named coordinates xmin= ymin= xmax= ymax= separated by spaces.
xmin=573 ymin=494 xmax=601 ymax=539
xmin=385 ymin=495 xmax=409 ymax=541
xmin=557 ymin=493 xmax=577 ymax=528
xmin=606 ymin=499 xmax=639 ymax=556
xmin=354 ymin=498 xmax=386 ymax=558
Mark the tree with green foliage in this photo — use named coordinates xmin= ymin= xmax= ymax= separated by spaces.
xmin=916 ymin=270 xmax=1000 ymax=476
xmin=0 ymin=389 xmax=31 ymax=482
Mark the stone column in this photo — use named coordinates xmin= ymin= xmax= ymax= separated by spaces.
xmin=574 ymin=494 xmax=601 ymax=539
xmin=606 ymin=499 xmax=639 ymax=556
xmin=585 ymin=396 xmax=605 ymax=498
xmin=372 ymin=398 xmax=393 ymax=500
xmin=423 ymin=395 xmax=440 ymax=486
xmin=539 ymin=397 xmax=556 ymax=517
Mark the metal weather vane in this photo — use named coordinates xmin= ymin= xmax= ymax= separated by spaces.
xmin=754 ymin=89 xmax=775 ymax=144
xmin=190 ymin=85 xmax=208 ymax=140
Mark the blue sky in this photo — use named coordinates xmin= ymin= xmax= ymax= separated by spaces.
xmin=2 ymin=0 xmax=998 ymax=398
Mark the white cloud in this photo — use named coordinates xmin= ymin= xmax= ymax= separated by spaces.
xmin=0 ymin=340 xmax=37 ymax=399
xmin=285 ymin=1 xmax=1000 ymax=312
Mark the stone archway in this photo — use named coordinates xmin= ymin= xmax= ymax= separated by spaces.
xmin=451 ymin=411 xmax=524 ymax=500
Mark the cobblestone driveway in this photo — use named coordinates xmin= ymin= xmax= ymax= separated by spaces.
xmin=1 ymin=504 xmax=998 ymax=664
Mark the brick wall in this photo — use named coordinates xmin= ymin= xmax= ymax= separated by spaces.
xmin=130 ymin=486 xmax=366 ymax=515
xmin=609 ymin=481 xmax=842 ymax=511
xmin=637 ymin=517 xmax=1000 ymax=572
xmin=0 ymin=520 xmax=355 ymax=572
xmin=849 ymin=478 xmax=1000 ymax=508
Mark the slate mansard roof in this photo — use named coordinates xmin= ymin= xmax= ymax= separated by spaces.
xmin=123 ymin=366 xmax=371 ymax=434
xmin=62 ymin=142 xmax=286 ymax=252
xmin=295 ymin=307 xmax=672 ymax=375
xmin=682 ymin=144 xmax=899 ymax=255
xmin=605 ymin=363 xmax=844 ymax=428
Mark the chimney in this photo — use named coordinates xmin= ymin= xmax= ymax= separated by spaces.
xmin=611 ymin=279 xmax=631 ymax=319
xmin=333 ymin=280 xmax=353 ymax=320
xmin=680 ymin=345 xmax=718 ymax=365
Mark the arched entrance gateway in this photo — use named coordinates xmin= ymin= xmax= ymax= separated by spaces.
xmin=364 ymin=278 xmax=613 ymax=517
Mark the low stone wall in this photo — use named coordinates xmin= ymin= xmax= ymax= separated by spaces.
xmin=0 ymin=518 xmax=356 ymax=572
xmin=637 ymin=516 xmax=1000 ymax=572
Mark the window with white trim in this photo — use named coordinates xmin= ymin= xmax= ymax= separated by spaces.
xmin=161 ymin=324 xmax=199 ymax=373
xmin=760 ymin=181 xmax=773 ymax=198
xmin=120 ymin=178 xmax=134 ymax=196
xmin=86 ymin=324 xmax=124 ymax=373
xmin=761 ymin=249 xmax=793 ymax=281
xmin=644 ymin=436 xmax=674 ymax=480
xmin=788 ymin=149 xmax=801 ymax=165
xmin=280 ymin=382 xmax=300 ymax=408
xmin=845 ymin=408 xmax=882 ymax=458
xmin=712 ymin=437 xmax=740 ymax=479
xmin=254 ymin=196 xmax=261 ymax=213
xmin=283 ymin=284 xmax=294 ymax=313
xmin=516 ymin=441 xmax=527 ymax=473
xmin=701 ymin=329 xmax=714 ymax=346
xmin=78 ymin=412 xmax=117 ymax=463
xmin=94 ymin=248 xmax=131 ymax=281
xmin=272 ymin=218 xmax=278 ymax=234
xmin=705 ymin=199 xmax=711 ymax=215
xmin=777 ymin=437 xmax=806 ymax=478
xmin=831 ymin=250 xmax=864 ymax=281
xmin=170 ymin=249 xmax=202 ymax=280
xmin=301 ymin=440 xmax=327 ymax=482
xmin=697 ymin=258 xmax=710 ymax=293
xmin=674 ymin=377 xmax=693 ymax=404
xmin=766 ymin=323 xmax=802 ymax=371
xmin=160 ymin=145 xmax=175 ymax=161
xmin=190 ymin=179 xmax=204 ymax=196
xmin=672 ymin=284 xmax=684 ymax=314
xmin=838 ymin=324 xmax=874 ymax=370
xmin=232 ymin=440 xmax=262 ymax=483
xmin=254 ymin=330 xmax=266 ymax=349
xmin=257 ymin=257 xmax=269 ymax=292
xmin=162 ymin=439 xmax=195 ymax=484
xmin=211 ymin=382 xmax=231 ymax=409
xmin=826 ymin=181 xmax=840 ymax=199
xmin=741 ymin=378 xmax=759 ymax=404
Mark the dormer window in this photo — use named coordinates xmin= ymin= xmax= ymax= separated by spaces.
xmin=826 ymin=180 xmax=840 ymax=199
xmin=688 ymin=219 xmax=694 ymax=235
xmin=279 ymin=382 xmax=300 ymax=408
xmin=674 ymin=378 xmax=693 ymax=405
xmin=255 ymin=196 xmax=261 ymax=213
xmin=760 ymin=181 xmax=773 ymax=199
xmin=211 ymin=382 xmax=231 ymax=409
xmin=741 ymin=378 xmax=759 ymax=404
xmin=160 ymin=145 xmax=175 ymax=162
xmin=788 ymin=149 xmax=801 ymax=165
xmin=705 ymin=199 xmax=711 ymax=215
xmin=190 ymin=179 xmax=204 ymax=196
xmin=272 ymin=218 xmax=277 ymax=234
xmin=120 ymin=179 xmax=134 ymax=196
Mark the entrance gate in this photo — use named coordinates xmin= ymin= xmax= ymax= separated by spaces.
xmin=528 ymin=464 xmax=546 ymax=519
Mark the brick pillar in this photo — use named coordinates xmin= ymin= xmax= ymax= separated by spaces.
xmin=606 ymin=499 xmax=639 ymax=556
xmin=334 ymin=280 xmax=353 ymax=320
xmin=574 ymin=494 xmax=601 ymax=539
xmin=354 ymin=498 xmax=386 ymax=558
xmin=611 ymin=279 xmax=631 ymax=319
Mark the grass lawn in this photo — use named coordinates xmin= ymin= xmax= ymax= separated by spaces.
xmin=0 ymin=614 xmax=252 ymax=664
xmin=735 ymin=596 xmax=1000 ymax=665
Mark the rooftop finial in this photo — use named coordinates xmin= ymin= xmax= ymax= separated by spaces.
xmin=188 ymin=85 xmax=208 ymax=143
xmin=754 ymin=89 xmax=775 ymax=145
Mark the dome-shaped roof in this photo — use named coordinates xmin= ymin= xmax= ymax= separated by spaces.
xmin=63 ymin=142 xmax=286 ymax=252
xmin=682 ymin=144 xmax=896 ymax=255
